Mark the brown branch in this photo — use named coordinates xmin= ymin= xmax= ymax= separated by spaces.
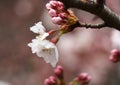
xmin=78 ymin=22 xmax=107 ymax=29
xmin=58 ymin=0 xmax=120 ymax=31
xmin=67 ymin=21 xmax=106 ymax=32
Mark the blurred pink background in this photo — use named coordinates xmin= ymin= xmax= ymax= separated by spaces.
xmin=0 ymin=0 xmax=120 ymax=85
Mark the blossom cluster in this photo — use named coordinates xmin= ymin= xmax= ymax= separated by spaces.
xmin=28 ymin=21 xmax=59 ymax=67
xmin=44 ymin=65 xmax=64 ymax=85
xmin=46 ymin=0 xmax=68 ymax=25
xmin=44 ymin=65 xmax=91 ymax=85
xmin=28 ymin=0 xmax=77 ymax=68
xmin=27 ymin=0 xmax=120 ymax=85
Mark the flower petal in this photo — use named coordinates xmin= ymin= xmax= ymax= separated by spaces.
xmin=30 ymin=21 xmax=46 ymax=34
xmin=28 ymin=39 xmax=59 ymax=67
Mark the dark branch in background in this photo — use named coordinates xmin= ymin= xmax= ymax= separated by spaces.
xmin=59 ymin=0 xmax=120 ymax=31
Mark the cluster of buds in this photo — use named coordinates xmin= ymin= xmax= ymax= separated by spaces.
xmin=109 ymin=49 xmax=120 ymax=63
xmin=44 ymin=65 xmax=91 ymax=85
xmin=46 ymin=0 xmax=78 ymax=43
xmin=44 ymin=65 xmax=65 ymax=85
xmin=46 ymin=0 xmax=78 ymax=28
xmin=46 ymin=0 xmax=68 ymax=25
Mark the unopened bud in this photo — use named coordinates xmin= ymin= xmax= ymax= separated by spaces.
xmin=49 ymin=1 xmax=58 ymax=7
xmin=46 ymin=3 xmax=52 ymax=10
xmin=57 ymin=1 xmax=64 ymax=10
xmin=51 ymin=17 xmax=63 ymax=25
xmin=76 ymin=73 xmax=91 ymax=85
xmin=49 ymin=9 xmax=57 ymax=17
xmin=54 ymin=65 xmax=64 ymax=79
xmin=57 ymin=1 xmax=64 ymax=7
xmin=58 ymin=13 xmax=68 ymax=19
xmin=109 ymin=49 xmax=120 ymax=63
xmin=44 ymin=79 xmax=50 ymax=85
xmin=44 ymin=76 xmax=57 ymax=85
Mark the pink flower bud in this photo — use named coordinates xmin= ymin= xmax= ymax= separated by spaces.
xmin=54 ymin=65 xmax=64 ymax=79
xmin=49 ymin=1 xmax=64 ymax=10
xmin=111 ymin=49 xmax=120 ymax=55
xmin=49 ymin=1 xmax=58 ymax=7
xmin=57 ymin=1 xmax=64 ymax=7
xmin=57 ymin=65 xmax=63 ymax=71
xmin=58 ymin=13 xmax=68 ymax=19
xmin=44 ymin=76 xmax=57 ymax=85
xmin=76 ymin=73 xmax=91 ymax=85
xmin=49 ymin=9 xmax=57 ymax=17
xmin=51 ymin=17 xmax=63 ymax=24
xmin=109 ymin=55 xmax=118 ymax=63
xmin=57 ymin=1 xmax=64 ymax=10
xmin=109 ymin=49 xmax=120 ymax=63
xmin=49 ymin=76 xmax=57 ymax=84
xmin=44 ymin=79 xmax=50 ymax=85
xmin=46 ymin=3 xmax=52 ymax=10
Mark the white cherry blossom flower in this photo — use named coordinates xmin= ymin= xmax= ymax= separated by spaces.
xmin=30 ymin=21 xmax=46 ymax=34
xmin=30 ymin=21 xmax=49 ymax=40
xmin=28 ymin=38 xmax=59 ymax=67
xmin=28 ymin=21 xmax=59 ymax=67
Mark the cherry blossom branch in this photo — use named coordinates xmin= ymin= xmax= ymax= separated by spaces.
xmin=65 ymin=21 xmax=106 ymax=32
xmin=78 ymin=22 xmax=106 ymax=29
xmin=58 ymin=0 xmax=120 ymax=31
xmin=73 ymin=21 xmax=107 ymax=29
